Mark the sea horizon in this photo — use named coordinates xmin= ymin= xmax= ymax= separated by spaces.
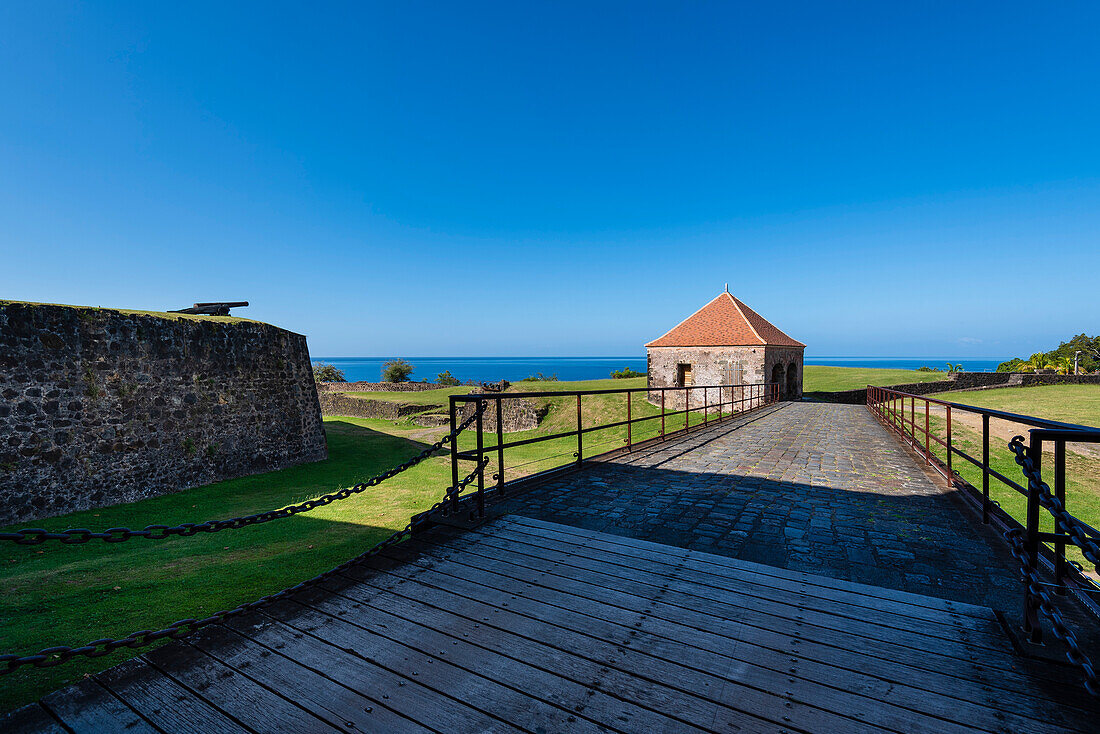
xmin=314 ymin=356 xmax=1008 ymax=383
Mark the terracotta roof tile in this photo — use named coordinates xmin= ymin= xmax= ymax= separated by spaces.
xmin=645 ymin=292 xmax=805 ymax=348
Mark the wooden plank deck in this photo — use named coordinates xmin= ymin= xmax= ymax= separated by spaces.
xmin=5 ymin=515 xmax=1096 ymax=733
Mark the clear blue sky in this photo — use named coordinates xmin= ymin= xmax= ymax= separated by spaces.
xmin=2 ymin=2 xmax=1097 ymax=359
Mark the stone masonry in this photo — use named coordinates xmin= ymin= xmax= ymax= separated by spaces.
xmin=0 ymin=302 xmax=326 ymax=525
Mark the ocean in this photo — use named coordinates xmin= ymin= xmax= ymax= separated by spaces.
xmin=313 ymin=356 xmax=1006 ymax=384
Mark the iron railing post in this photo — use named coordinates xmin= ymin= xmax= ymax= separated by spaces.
xmin=495 ymin=397 xmax=505 ymax=496
xmin=946 ymin=404 xmax=953 ymax=479
xmin=626 ymin=390 xmax=632 ymax=449
xmin=703 ymin=386 xmax=708 ymax=427
xmin=924 ymin=398 xmax=930 ymax=462
xmin=685 ymin=387 xmax=690 ymax=431
xmin=660 ymin=389 xmax=666 ymax=440
xmin=982 ymin=414 xmax=990 ymax=523
xmin=576 ymin=394 xmax=583 ymax=466
xmin=476 ymin=398 xmax=485 ymax=519
xmin=449 ymin=397 xmax=460 ymax=515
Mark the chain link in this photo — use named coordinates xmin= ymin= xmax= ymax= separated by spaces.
xmin=1007 ymin=436 xmax=1100 ymax=568
xmin=1005 ymin=435 xmax=1099 ymax=696
xmin=1 ymin=405 xmax=485 ymax=546
xmin=0 ymin=457 xmax=489 ymax=676
xmin=1005 ymin=528 xmax=1098 ymax=696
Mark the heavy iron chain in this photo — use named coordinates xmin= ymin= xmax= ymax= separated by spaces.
xmin=0 ymin=404 xmax=486 ymax=546
xmin=0 ymin=457 xmax=489 ymax=676
xmin=1006 ymin=435 xmax=1099 ymax=696
xmin=1007 ymin=436 xmax=1100 ymax=569
xmin=1005 ymin=528 xmax=1098 ymax=696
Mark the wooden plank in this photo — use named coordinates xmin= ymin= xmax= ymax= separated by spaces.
xmin=96 ymin=656 xmax=249 ymax=734
xmin=483 ymin=520 xmax=1010 ymax=646
xmin=327 ymin=565 xmax=986 ymax=734
xmin=261 ymin=597 xmax=617 ymax=734
xmin=503 ymin=514 xmax=997 ymax=619
xmin=286 ymin=587 xmax=751 ymax=734
xmin=350 ymin=552 xmax=1083 ymax=734
xmin=440 ymin=527 xmax=1021 ymax=663
xmin=189 ymin=621 xmax=434 ymax=734
xmin=0 ymin=704 xmax=66 ymax=734
xmin=381 ymin=530 xmax=1090 ymax=715
xmin=143 ymin=642 xmax=337 ymax=733
xmin=311 ymin=577 xmax=867 ymax=734
xmin=218 ymin=610 xmax=520 ymax=734
xmin=40 ymin=670 xmax=159 ymax=734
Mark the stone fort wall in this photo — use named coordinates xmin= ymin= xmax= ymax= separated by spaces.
xmin=810 ymin=371 xmax=1100 ymax=404
xmin=0 ymin=302 xmax=327 ymax=525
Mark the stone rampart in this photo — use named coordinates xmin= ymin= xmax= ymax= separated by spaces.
xmin=0 ymin=302 xmax=326 ymax=525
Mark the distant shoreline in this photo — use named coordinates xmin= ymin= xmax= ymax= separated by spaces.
xmin=313 ymin=356 xmax=1006 ymax=384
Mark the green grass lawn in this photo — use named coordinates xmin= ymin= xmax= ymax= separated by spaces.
xmin=802 ymin=365 xmax=951 ymax=393
xmin=0 ymin=419 xmax=456 ymax=712
xmin=930 ymin=384 xmax=1100 ymax=428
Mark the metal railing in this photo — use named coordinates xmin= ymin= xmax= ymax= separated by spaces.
xmin=446 ymin=382 xmax=782 ymax=520
xmin=867 ymin=385 xmax=1100 ymax=693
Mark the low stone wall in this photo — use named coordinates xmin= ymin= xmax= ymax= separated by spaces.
xmin=317 ymin=393 xmax=432 ymax=420
xmin=810 ymin=372 xmax=1100 ymax=404
xmin=459 ymin=395 xmax=540 ymax=433
xmin=1017 ymin=374 xmax=1100 ymax=387
xmin=316 ymin=381 xmax=442 ymax=393
xmin=0 ymin=302 xmax=326 ymax=525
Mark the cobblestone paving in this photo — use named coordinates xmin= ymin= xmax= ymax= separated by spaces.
xmin=492 ymin=401 xmax=1026 ymax=612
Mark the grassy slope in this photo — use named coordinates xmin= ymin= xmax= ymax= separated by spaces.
xmin=802 ymin=365 xmax=950 ymax=393
xmin=0 ymin=420 xmax=454 ymax=711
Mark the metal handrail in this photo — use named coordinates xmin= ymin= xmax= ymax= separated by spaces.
xmin=448 ymin=381 xmax=783 ymax=514
xmin=866 ymin=385 xmax=1100 ymax=661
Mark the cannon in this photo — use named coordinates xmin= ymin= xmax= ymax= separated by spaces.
xmin=170 ymin=301 xmax=249 ymax=316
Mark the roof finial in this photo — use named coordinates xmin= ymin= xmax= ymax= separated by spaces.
xmin=724 ymin=283 xmax=729 ymax=293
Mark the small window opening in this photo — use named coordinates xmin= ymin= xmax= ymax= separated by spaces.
xmin=677 ymin=363 xmax=694 ymax=387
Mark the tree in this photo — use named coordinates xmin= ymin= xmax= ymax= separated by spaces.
xmin=382 ymin=359 xmax=415 ymax=383
xmin=610 ymin=368 xmax=646 ymax=379
xmin=436 ymin=370 xmax=461 ymax=386
xmin=1024 ymin=352 xmax=1051 ymax=372
xmin=945 ymin=363 xmax=963 ymax=373
xmin=1053 ymin=356 xmax=1075 ymax=375
xmin=312 ymin=362 xmax=346 ymax=383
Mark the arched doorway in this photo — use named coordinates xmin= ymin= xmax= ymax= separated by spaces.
xmin=786 ymin=363 xmax=799 ymax=399
xmin=771 ymin=363 xmax=785 ymax=400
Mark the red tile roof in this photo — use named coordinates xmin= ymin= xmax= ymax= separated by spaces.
xmin=645 ymin=292 xmax=805 ymax=348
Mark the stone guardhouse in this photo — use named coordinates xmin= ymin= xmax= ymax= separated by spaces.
xmin=646 ymin=289 xmax=806 ymax=410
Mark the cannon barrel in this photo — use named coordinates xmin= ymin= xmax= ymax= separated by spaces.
xmin=170 ymin=301 xmax=249 ymax=316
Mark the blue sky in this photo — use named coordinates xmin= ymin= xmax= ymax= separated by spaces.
xmin=1 ymin=2 xmax=1097 ymax=359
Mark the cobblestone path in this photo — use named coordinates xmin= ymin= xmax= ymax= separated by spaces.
xmin=492 ymin=401 xmax=1025 ymax=612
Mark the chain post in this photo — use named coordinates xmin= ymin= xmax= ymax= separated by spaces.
xmin=495 ymin=397 xmax=505 ymax=496
xmin=475 ymin=398 xmax=486 ymax=519
xmin=1055 ymin=439 xmax=1067 ymax=591
xmin=1023 ymin=433 xmax=1043 ymax=643
xmin=450 ymin=397 xmax=461 ymax=515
